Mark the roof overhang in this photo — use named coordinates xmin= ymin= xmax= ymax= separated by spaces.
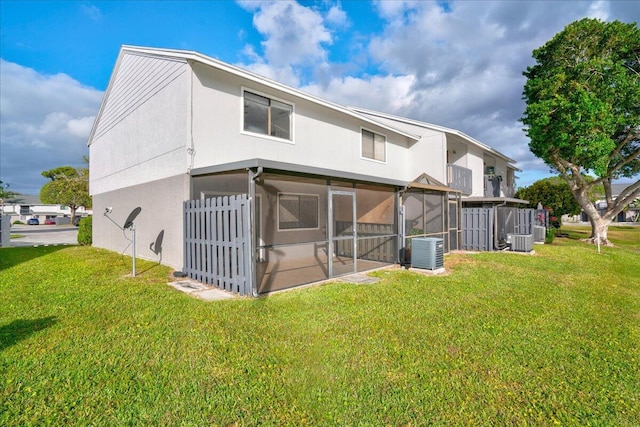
xmin=191 ymin=159 xmax=459 ymax=194
xmin=100 ymin=46 xmax=420 ymax=144
xmin=406 ymin=182 xmax=459 ymax=193
xmin=190 ymin=159 xmax=408 ymax=188
xmin=350 ymin=106 xmax=518 ymax=166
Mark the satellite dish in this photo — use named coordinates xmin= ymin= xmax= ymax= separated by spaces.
xmin=123 ymin=207 xmax=142 ymax=229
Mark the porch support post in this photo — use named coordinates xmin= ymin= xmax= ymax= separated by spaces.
xmin=248 ymin=168 xmax=260 ymax=296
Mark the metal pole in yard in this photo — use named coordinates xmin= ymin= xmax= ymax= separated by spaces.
xmin=132 ymin=224 xmax=137 ymax=276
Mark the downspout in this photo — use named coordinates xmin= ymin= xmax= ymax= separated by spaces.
xmin=398 ymin=186 xmax=408 ymax=266
xmin=248 ymin=167 xmax=263 ymax=297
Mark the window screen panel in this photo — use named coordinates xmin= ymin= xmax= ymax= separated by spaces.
xmin=278 ymin=194 xmax=318 ymax=230
xmin=271 ymin=100 xmax=292 ymax=139
xmin=362 ymin=129 xmax=375 ymax=159
xmin=244 ymin=92 xmax=269 ymax=135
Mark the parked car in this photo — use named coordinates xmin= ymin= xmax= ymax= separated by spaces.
xmin=73 ymin=216 xmax=82 ymax=226
xmin=45 ymin=218 xmax=56 ymax=225
xmin=27 ymin=218 xmax=40 ymax=225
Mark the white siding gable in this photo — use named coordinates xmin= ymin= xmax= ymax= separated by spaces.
xmin=89 ymin=53 xmax=190 ymax=195
xmin=91 ymin=53 xmax=188 ymax=142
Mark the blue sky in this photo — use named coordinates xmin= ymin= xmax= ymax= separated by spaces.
xmin=1 ymin=0 xmax=638 ymax=195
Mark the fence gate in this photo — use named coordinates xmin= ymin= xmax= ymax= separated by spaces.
xmin=462 ymin=208 xmax=494 ymax=251
xmin=183 ymin=195 xmax=253 ymax=296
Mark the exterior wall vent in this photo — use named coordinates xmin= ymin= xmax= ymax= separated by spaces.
xmin=533 ymin=225 xmax=546 ymax=243
xmin=411 ymin=237 xmax=444 ymax=270
xmin=507 ymin=234 xmax=533 ymax=252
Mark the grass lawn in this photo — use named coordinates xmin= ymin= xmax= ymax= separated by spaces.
xmin=1 ymin=227 xmax=638 ymax=426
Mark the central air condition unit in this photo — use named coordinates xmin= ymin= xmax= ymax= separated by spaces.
xmin=411 ymin=237 xmax=444 ymax=270
xmin=533 ymin=225 xmax=546 ymax=243
xmin=507 ymin=234 xmax=534 ymax=252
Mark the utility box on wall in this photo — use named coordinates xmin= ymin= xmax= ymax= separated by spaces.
xmin=411 ymin=237 xmax=444 ymax=270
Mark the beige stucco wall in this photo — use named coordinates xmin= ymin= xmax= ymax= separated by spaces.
xmin=92 ymin=174 xmax=189 ymax=270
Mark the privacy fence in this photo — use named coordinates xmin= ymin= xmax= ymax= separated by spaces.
xmin=462 ymin=207 xmax=547 ymax=251
xmin=183 ymin=195 xmax=253 ymax=296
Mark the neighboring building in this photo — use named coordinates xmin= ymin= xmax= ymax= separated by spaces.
xmin=1 ymin=195 xmax=92 ymax=224
xmin=88 ymin=46 xmax=523 ymax=294
xmin=588 ymin=184 xmax=640 ymax=223
xmin=350 ymin=108 xmax=525 ymax=207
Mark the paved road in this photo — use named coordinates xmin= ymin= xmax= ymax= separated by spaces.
xmin=8 ymin=224 xmax=79 ymax=247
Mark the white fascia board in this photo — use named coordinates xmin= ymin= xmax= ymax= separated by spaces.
xmin=118 ymin=45 xmax=420 ymax=143
xmin=350 ymin=106 xmax=517 ymax=165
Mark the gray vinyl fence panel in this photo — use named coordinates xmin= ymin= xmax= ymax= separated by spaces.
xmin=183 ymin=195 xmax=252 ymax=296
xmin=516 ymin=209 xmax=535 ymax=234
xmin=462 ymin=208 xmax=494 ymax=251
xmin=462 ymin=207 xmax=541 ymax=251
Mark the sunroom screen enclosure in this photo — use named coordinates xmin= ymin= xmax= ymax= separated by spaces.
xmin=190 ymin=167 xmax=458 ymax=294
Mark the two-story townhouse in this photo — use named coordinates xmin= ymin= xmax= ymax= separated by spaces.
xmin=351 ymin=108 xmax=525 ymax=207
xmin=89 ymin=46 xmax=518 ymax=294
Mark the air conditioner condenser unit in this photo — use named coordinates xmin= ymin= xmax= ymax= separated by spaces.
xmin=411 ymin=237 xmax=444 ymax=270
xmin=507 ymin=234 xmax=534 ymax=252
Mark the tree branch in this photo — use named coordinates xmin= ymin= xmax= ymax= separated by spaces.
xmin=608 ymin=180 xmax=640 ymax=217
xmin=607 ymin=145 xmax=640 ymax=176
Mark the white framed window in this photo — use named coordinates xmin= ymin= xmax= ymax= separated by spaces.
xmin=277 ymin=193 xmax=319 ymax=231
xmin=361 ymin=128 xmax=386 ymax=162
xmin=242 ymin=89 xmax=293 ymax=141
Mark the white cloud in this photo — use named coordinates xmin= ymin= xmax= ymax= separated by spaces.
xmin=0 ymin=60 xmax=103 ymax=194
xmin=325 ymin=5 xmax=348 ymax=28
xmin=302 ymin=74 xmax=417 ymax=114
xmin=244 ymin=1 xmax=331 ymax=67
xmin=236 ymin=0 xmax=337 ymax=86
xmin=587 ymin=0 xmax=610 ymax=20
xmin=81 ymin=3 xmax=102 ymax=21
xmin=351 ymin=1 xmax=629 ymax=184
xmin=233 ymin=1 xmax=638 ymax=187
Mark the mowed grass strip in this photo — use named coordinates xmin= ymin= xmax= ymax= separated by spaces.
xmin=1 ymin=227 xmax=638 ymax=426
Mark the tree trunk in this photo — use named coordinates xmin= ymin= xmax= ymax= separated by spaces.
xmin=587 ymin=214 xmax=613 ymax=246
xmin=70 ymin=206 xmax=77 ymax=227
xmin=573 ymin=187 xmax=613 ymax=246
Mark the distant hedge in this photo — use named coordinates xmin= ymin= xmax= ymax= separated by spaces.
xmin=77 ymin=216 xmax=92 ymax=245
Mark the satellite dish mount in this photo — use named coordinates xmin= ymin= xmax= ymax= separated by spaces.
xmin=104 ymin=207 xmax=142 ymax=277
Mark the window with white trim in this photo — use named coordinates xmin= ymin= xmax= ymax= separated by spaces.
xmin=362 ymin=129 xmax=386 ymax=162
xmin=278 ymin=193 xmax=318 ymax=230
xmin=243 ymin=91 xmax=292 ymax=140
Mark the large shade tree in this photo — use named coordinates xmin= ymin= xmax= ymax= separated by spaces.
xmin=40 ymin=163 xmax=91 ymax=225
xmin=521 ymin=18 xmax=640 ymax=245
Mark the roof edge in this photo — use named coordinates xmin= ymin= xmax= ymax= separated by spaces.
xmin=351 ymin=106 xmax=517 ymax=165
xmin=117 ymin=46 xmax=420 ymax=142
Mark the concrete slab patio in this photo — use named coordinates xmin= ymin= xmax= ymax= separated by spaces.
xmin=168 ymin=279 xmax=236 ymax=301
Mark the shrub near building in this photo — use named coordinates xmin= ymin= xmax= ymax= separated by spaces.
xmin=77 ymin=216 xmax=92 ymax=245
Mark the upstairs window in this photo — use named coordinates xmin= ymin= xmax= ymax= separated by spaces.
xmin=243 ymin=91 xmax=292 ymax=140
xmin=362 ymin=129 xmax=386 ymax=162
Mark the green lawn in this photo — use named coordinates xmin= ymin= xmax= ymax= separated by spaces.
xmin=1 ymin=227 xmax=639 ymax=426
